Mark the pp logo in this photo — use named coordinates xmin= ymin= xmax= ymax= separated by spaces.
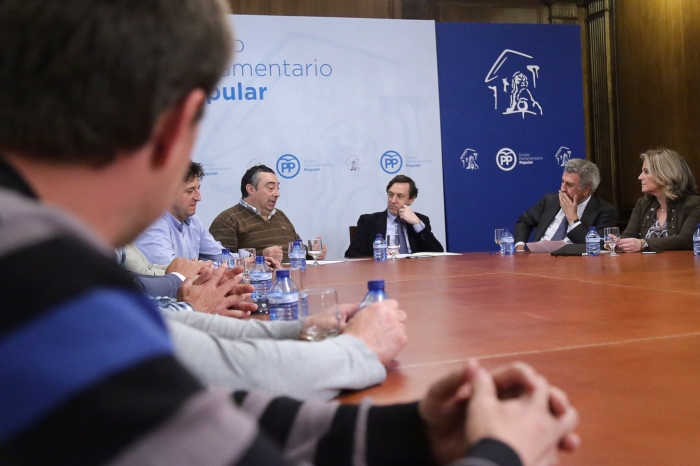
xmin=496 ymin=148 xmax=517 ymax=171
xmin=276 ymin=154 xmax=300 ymax=179
xmin=380 ymin=151 xmax=402 ymax=174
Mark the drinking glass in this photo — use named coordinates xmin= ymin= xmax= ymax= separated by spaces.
xmin=307 ymin=238 xmax=323 ymax=266
xmin=238 ymin=248 xmax=256 ymax=282
xmin=289 ymin=267 xmax=304 ymax=291
xmin=232 ymin=255 xmax=246 ymax=271
xmin=494 ymin=228 xmax=505 ymax=254
xmin=298 ymin=288 xmax=341 ymax=341
xmin=604 ymin=227 xmax=620 ymax=256
xmin=386 ymin=234 xmax=400 ymax=259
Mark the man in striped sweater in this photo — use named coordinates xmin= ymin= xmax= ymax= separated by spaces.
xmin=0 ymin=0 xmax=579 ymax=465
xmin=210 ymin=165 xmax=328 ymax=263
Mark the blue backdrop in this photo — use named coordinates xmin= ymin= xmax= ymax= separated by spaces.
xmin=436 ymin=23 xmax=585 ymax=252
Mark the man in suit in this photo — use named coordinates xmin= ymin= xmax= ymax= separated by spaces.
xmin=514 ymin=159 xmax=618 ymax=250
xmin=345 ymin=174 xmax=444 ymax=257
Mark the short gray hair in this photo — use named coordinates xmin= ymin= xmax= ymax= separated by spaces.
xmin=564 ymin=159 xmax=600 ymax=193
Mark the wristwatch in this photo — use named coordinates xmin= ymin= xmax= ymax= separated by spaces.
xmin=641 ymin=239 xmax=649 ymax=251
xmin=569 ymin=217 xmax=580 ymax=227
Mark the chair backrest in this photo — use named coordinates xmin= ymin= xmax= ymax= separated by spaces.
xmin=349 ymin=226 xmax=357 ymax=243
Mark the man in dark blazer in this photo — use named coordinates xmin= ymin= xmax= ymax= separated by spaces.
xmin=514 ymin=159 xmax=618 ymax=250
xmin=345 ymin=175 xmax=444 ymax=257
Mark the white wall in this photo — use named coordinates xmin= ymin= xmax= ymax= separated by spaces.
xmin=194 ymin=15 xmax=445 ymax=259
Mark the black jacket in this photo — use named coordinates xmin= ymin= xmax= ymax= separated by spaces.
xmin=345 ymin=210 xmax=444 ymax=257
xmin=514 ymin=193 xmax=618 ymax=244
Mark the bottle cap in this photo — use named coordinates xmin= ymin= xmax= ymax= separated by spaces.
xmin=256 ymin=255 xmax=265 ymax=264
xmin=367 ymin=280 xmax=385 ymax=290
xmin=375 ymin=234 xmax=383 ymax=239
xmin=589 ymin=226 xmax=596 ymax=231
xmin=221 ymin=248 xmax=230 ymax=254
xmin=276 ymin=269 xmax=290 ymax=278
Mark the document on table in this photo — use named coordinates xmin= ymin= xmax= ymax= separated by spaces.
xmin=526 ymin=240 xmax=567 ymax=253
xmin=396 ymin=252 xmax=462 ymax=259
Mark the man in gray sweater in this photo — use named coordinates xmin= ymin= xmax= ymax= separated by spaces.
xmin=119 ymin=235 xmax=406 ymax=400
xmin=164 ymin=298 xmax=405 ymax=400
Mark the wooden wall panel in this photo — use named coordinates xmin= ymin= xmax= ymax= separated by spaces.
xmin=226 ymin=0 xmax=401 ymax=18
xmin=437 ymin=3 xmax=545 ymax=23
xmin=587 ymin=0 xmax=619 ymax=206
xmin=615 ymin=0 xmax=700 ymax=210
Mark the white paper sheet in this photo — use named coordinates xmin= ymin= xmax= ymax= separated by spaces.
xmin=525 ymin=240 xmax=567 ymax=253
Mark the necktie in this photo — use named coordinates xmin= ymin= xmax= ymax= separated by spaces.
xmin=550 ymin=216 xmax=568 ymax=241
xmin=396 ymin=218 xmax=409 ymax=254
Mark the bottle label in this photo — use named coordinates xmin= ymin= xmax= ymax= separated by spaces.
xmin=268 ymin=294 xmax=300 ymax=320
xmin=250 ymin=272 xmax=272 ymax=282
xmin=252 ymin=279 xmax=271 ymax=288
xmin=290 ymin=258 xmax=303 ymax=269
xmin=251 ymin=270 xmax=272 ymax=300
xmin=268 ymin=292 xmax=299 ymax=304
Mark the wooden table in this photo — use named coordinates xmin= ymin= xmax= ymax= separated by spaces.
xmin=301 ymin=252 xmax=700 ymax=465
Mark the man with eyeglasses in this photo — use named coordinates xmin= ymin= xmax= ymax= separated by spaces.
xmin=345 ymin=174 xmax=444 ymax=257
xmin=514 ymin=159 xmax=618 ymax=251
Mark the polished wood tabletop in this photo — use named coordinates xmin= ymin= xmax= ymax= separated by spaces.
xmin=301 ymin=252 xmax=700 ymax=465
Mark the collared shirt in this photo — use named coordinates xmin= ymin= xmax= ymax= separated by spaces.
xmin=385 ymin=211 xmax=425 ymax=254
xmin=541 ymin=195 xmax=592 ymax=243
xmin=152 ymin=296 xmax=194 ymax=313
xmin=135 ymin=211 xmax=223 ymax=265
xmin=240 ymin=198 xmax=276 ymax=220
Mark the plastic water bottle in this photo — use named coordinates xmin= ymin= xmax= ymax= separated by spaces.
xmin=373 ymin=234 xmax=387 ymax=261
xmin=220 ymin=248 xmax=235 ymax=268
xmin=359 ymin=280 xmax=391 ymax=310
xmin=299 ymin=240 xmax=307 ymax=271
xmin=586 ymin=227 xmax=601 ymax=256
xmin=289 ymin=239 xmax=305 ymax=270
xmin=694 ymin=224 xmax=700 ymax=256
xmin=268 ymin=269 xmax=299 ymax=321
xmin=249 ymin=256 xmax=272 ymax=314
xmin=501 ymin=229 xmax=515 ymax=255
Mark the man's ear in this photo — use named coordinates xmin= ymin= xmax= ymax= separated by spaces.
xmin=246 ymin=183 xmax=255 ymax=196
xmin=150 ymin=89 xmax=206 ymax=169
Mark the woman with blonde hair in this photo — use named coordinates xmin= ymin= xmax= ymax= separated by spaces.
xmin=618 ymin=147 xmax=700 ymax=252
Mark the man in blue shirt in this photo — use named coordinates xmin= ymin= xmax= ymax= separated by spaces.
xmin=136 ymin=162 xmax=223 ymax=265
